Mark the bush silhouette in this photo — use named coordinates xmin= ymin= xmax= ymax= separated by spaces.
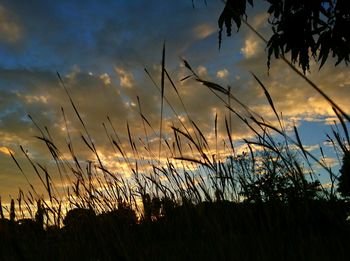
xmin=63 ymin=208 xmax=96 ymax=228
xmin=338 ymin=151 xmax=350 ymax=198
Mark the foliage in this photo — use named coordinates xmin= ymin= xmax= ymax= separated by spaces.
xmin=0 ymin=200 xmax=349 ymax=260
xmin=338 ymin=151 xmax=350 ymax=198
xmin=218 ymin=0 xmax=350 ymax=73
xmin=239 ymin=150 xmax=321 ymax=203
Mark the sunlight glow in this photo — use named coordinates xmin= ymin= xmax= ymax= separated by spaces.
xmin=0 ymin=146 xmax=13 ymax=156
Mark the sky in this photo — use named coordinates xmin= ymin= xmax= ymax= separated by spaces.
xmin=0 ymin=0 xmax=349 ymax=203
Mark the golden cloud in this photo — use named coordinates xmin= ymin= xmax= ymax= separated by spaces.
xmin=24 ymin=95 xmax=49 ymax=104
xmin=216 ymin=69 xmax=229 ymax=79
xmin=115 ymin=67 xmax=134 ymax=88
xmin=100 ymin=73 xmax=111 ymax=86
xmin=241 ymin=37 xmax=260 ymax=58
xmin=0 ymin=146 xmax=13 ymax=156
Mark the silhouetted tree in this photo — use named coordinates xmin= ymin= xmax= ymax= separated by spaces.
xmin=218 ymin=0 xmax=349 ymax=73
xmin=338 ymin=151 xmax=350 ymax=198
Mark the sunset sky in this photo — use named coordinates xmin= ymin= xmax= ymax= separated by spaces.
xmin=0 ymin=0 xmax=349 ymax=202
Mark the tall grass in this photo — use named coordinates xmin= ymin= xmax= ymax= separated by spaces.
xmin=0 ymin=45 xmax=349 ymax=260
xmin=2 ymin=48 xmax=348 ymax=223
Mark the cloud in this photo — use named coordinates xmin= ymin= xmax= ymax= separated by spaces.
xmin=216 ymin=69 xmax=228 ymax=79
xmin=0 ymin=5 xmax=22 ymax=43
xmin=22 ymin=94 xmax=49 ymax=104
xmin=321 ymin=156 xmax=339 ymax=168
xmin=251 ymin=12 xmax=269 ymax=29
xmin=100 ymin=73 xmax=111 ymax=86
xmin=241 ymin=37 xmax=259 ymax=58
xmin=193 ymin=23 xmax=215 ymax=39
xmin=0 ymin=146 xmax=12 ymax=155
xmin=115 ymin=67 xmax=134 ymax=88
xmin=197 ymin=65 xmax=207 ymax=77
xmin=235 ymin=20 xmax=350 ymax=124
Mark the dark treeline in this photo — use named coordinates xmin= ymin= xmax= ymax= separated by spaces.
xmin=0 ymin=198 xmax=349 ymax=260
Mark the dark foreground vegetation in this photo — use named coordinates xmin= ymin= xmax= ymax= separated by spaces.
xmin=0 ymin=198 xmax=349 ymax=260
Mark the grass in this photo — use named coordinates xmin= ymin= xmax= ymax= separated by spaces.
xmin=0 ymin=46 xmax=350 ymax=260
